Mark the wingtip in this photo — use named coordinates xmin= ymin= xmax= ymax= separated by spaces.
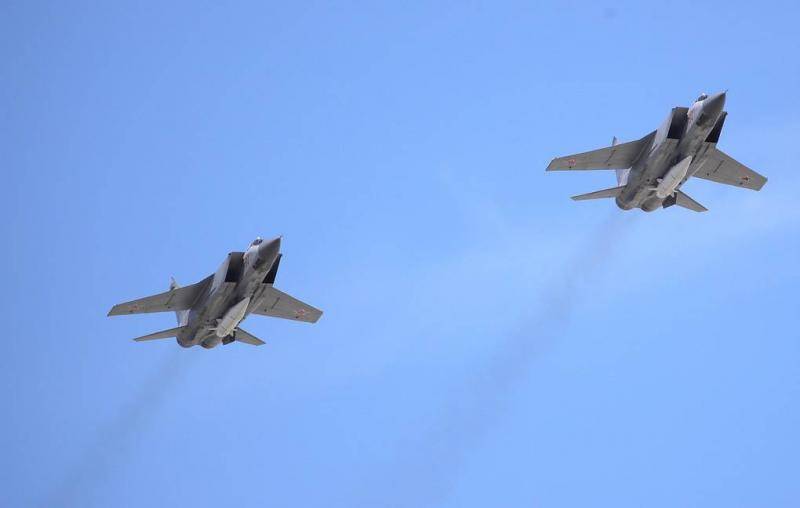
xmin=546 ymin=158 xmax=566 ymax=171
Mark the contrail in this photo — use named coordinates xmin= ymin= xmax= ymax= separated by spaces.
xmin=372 ymin=212 xmax=636 ymax=507
xmin=42 ymin=348 xmax=194 ymax=507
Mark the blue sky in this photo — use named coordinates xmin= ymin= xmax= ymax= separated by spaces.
xmin=2 ymin=1 xmax=799 ymax=507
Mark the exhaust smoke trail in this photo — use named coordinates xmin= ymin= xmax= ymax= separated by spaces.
xmin=42 ymin=349 xmax=193 ymax=507
xmin=375 ymin=212 xmax=636 ymax=507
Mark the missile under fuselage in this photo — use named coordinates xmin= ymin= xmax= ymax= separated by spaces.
xmin=215 ymin=296 xmax=251 ymax=337
xmin=655 ymin=155 xmax=693 ymax=199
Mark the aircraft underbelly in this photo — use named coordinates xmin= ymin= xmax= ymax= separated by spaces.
xmin=619 ymin=140 xmax=685 ymax=210
xmin=183 ymin=283 xmax=238 ymax=346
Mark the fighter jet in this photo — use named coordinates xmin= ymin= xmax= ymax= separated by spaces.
xmin=546 ymin=92 xmax=766 ymax=212
xmin=108 ymin=237 xmax=322 ymax=349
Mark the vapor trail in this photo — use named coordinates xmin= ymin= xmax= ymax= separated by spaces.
xmin=42 ymin=349 xmax=193 ymax=507
xmin=376 ymin=212 xmax=635 ymax=507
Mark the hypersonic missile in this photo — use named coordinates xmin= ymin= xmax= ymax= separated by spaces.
xmin=656 ymin=155 xmax=693 ymax=199
xmin=216 ymin=297 xmax=251 ymax=337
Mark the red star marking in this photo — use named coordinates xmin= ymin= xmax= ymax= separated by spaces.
xmin=295 ymin=309 xmax=307 ymax=318
xmin=567 ymin=158 xmax=576 ymax=168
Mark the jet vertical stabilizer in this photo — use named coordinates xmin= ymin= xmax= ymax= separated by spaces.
xmin=169 ymin=277 xmax=190 ymax=325
xmin=612 ymin=137 xmax=631 ymax=186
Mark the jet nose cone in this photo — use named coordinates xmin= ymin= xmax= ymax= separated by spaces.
xmin=257 ymin=236 xmax=281 ymax=267
xmin=259 ymin=236 xmax=281 ymax=256
xmin=704 ymin=91 xmax=726 ymax=118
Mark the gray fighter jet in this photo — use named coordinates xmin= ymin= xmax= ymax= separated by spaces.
xmin=547 ymin=92 xmax=766 ymax=212
xmin=108 ymin=237 xmax=322 ymax=348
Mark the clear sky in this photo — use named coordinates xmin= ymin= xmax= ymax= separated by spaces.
xmin=2 ymin=1 xmax=799 ymax=507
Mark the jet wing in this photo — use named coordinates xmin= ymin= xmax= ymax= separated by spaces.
xmin=693 ymin=147 xmax=767 ymax=191
xmin=547 ymin=131 xmax=655 ymax=171
xmin=251 ymin=285 xmax=323 ymax=323
xmin=108 ymin=275 xmax=212 ymax=316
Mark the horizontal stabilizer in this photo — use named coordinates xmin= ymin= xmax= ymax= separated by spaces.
xmin=547 ymin=131 xmax=655 ymax=171
xmin=133 ymin=326 xmax=186 ymax=342
xmin=571 ymin=185 xmax=625 ymax=201
xmin=108 ymin=275 xmax=212 ymax=316
xmin=233 ymin=327 xmax=265 ymax=346
xmin=674 ymin=190 xmax=707 ymax=212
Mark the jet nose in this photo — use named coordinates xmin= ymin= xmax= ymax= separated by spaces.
xmin=256 ymin=236 xmax=281 ymax=267
xmin=703 ymin=91 xmax=726 ymax=119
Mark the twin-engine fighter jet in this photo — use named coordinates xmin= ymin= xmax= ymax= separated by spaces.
xmin=108 ymin=237 xmax=322 ymax=348
xmin=546 ymin=92 xmax=766 ymax=212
